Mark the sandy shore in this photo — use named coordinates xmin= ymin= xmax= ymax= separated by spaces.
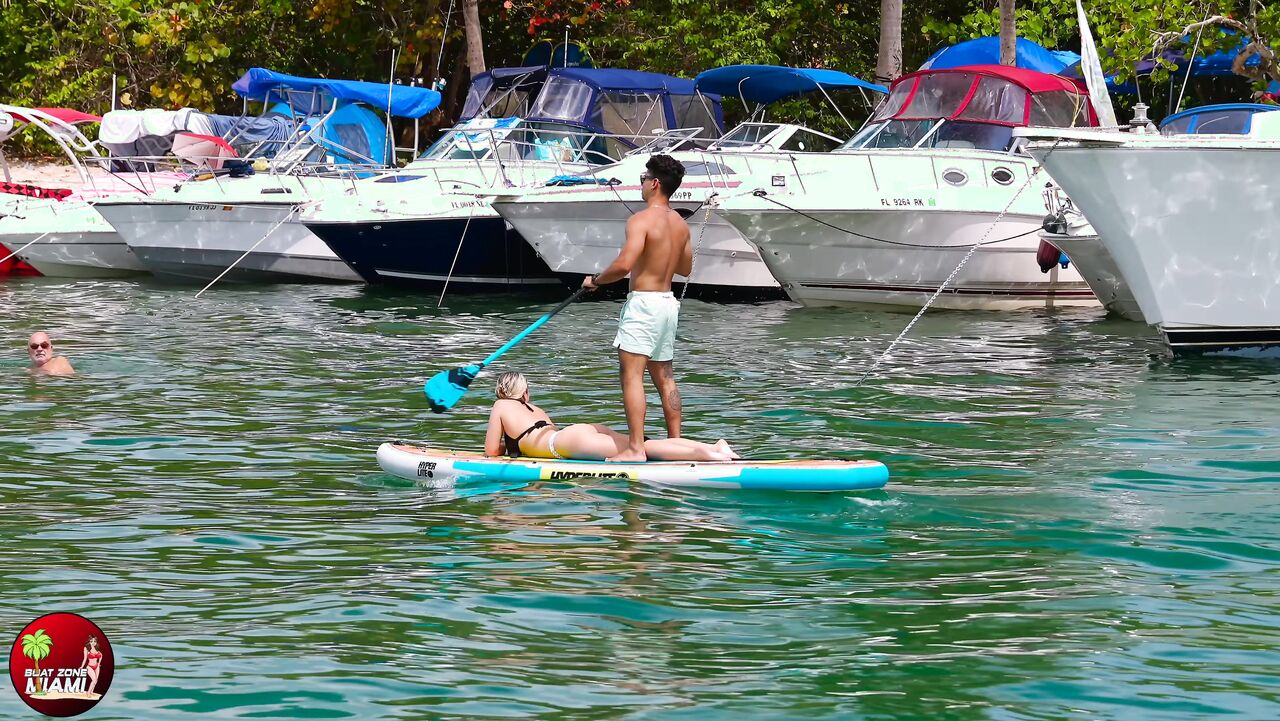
xmin=1 ymin=159 xmax=87 ymax=188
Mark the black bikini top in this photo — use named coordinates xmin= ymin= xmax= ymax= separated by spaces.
xmin=502 ymin=399 xmax=551 ymax=457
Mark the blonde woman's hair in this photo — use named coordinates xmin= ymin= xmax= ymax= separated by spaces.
xmin=495 ymin=371 xmax=528 ymax=400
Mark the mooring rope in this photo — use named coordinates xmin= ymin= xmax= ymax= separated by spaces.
xmin=852 ymin=139 xmax=1066 ymax=388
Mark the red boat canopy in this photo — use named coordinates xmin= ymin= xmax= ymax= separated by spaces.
xmin=10 ymin=108 xmax=102 ymax=125
xmin=873 ymin=65 xmax=1096 ymax=128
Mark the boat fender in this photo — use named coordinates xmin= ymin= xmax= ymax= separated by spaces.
xmin=1058 ymin=251 xmax=1070 ymax=269
xmin=1041 ymin=212 xmax=1067 ymax=235
xmin=1035 ymin=239 xmax=1062 ymax=273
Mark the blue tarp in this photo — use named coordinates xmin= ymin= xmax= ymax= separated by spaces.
xmin=1061 ymin=32 xmax=1270 ymax=94
xmin=232 ymin=68 xmax=441 ymax=118
xmin=523 ymin=40 xmax=593 ymax=68
xmin=921 ymin=36 xmax=1080 ymax=74
xmin=694 ymin=65 xmax=886 ymax=104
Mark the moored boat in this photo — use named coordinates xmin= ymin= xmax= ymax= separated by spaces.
xmin=490 ymin=65 xmax=887 ymax=301
xmin=716 ymin=65 xmax=1101 ymax=311
xmin=1036 ymin=103 xmax=1280 ymax=324
xmin=94 ymin=68 xmax=440 ymax=285
xmin=1021 ymin=108 xmax=1280 ymax=355
xmin=304 ymin=66 xmax=720 ymax=293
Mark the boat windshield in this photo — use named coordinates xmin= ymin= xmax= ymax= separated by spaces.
xmin=629 ymin=127 xmax=711 ymax=155
xmin=841 ymin=118 xmax=1015 ymax=151
xmin=1160 ymin=105 xmax=1278 ymax=135
xmin=418 ymin=119 xmax=623 ymax=166
xmin=711 ymin=123 xmax=787 ymax=150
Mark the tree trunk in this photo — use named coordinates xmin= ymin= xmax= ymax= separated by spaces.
xmin=462 ymin=0 xmax=485 ymax=77
xmin=999 ymin=0 xmax=1017 ymax=66
xmin=875 ymin=0 xmax=903 ymax=84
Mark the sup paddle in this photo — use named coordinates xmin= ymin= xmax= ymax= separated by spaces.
xmin=424 ymin=288 xmax=589 ymax=413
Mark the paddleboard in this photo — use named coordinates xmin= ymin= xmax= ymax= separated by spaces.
xmin=377 ymin=443 xmax=888 ymax=492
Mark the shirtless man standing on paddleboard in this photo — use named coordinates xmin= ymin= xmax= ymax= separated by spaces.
xmin=582 ymin=155 xmax=690 ymax=462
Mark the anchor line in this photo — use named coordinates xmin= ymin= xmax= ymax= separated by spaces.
xmin=194 ymin=201 xmax=314 ymax=298
xmin=681 ymin=193 xmax=716 ymax=302
xmin=437 ymin=200 xmax=477 ymax=307
xmin=854 ymin=138 xmax=1066 ymax=388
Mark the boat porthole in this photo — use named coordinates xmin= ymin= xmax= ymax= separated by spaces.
xmin=991 ymin=167 xmax=1015 ymax=185
xmin=942 ymin=169 xmax=967 ymax=186
xmin=730 ymin=251 xmax=737 ymax=258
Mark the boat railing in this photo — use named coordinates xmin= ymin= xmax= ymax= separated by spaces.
xmin=347 ymin=125 xmax=679 ymax=199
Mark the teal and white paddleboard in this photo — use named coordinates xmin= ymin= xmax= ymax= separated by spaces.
xmin=377 ymin=443 xmax=888 ymax=492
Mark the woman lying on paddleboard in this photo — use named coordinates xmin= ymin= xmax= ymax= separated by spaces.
xmin=484 ymin=371 xmax=739 ymax=462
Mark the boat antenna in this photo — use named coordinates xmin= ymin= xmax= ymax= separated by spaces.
xmin=386 ymin=48 xmax=397 ymax=166
xmin=1175 ymin=7 xmax=1211 ymax=115
xmin=435 ymin=0 xmax=456 ymax=83
xmin=564 ymin=26 xmax=570 ymax=68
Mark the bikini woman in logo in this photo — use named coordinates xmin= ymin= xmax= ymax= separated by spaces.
xmin=80 ymin=636 xmax=103 ymax=697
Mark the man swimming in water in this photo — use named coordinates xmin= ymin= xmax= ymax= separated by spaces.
xmin=27 ymin=331 xmax=74 ymax=376
xmin=582 ymin=154 xmax=690 ymax=462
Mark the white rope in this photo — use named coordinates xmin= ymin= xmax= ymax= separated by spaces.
xmin=194 ymin=202 xmax=310 ymax=298
xmin=437 ymin=201 xmax=477 ymax=307
xmin=680 ymin=193 xmax=716 ymax=301
xmin=853 ymin=139 xmax=1064 ymax=388
xmin=0 ymin=229 xmax=53 ymax=265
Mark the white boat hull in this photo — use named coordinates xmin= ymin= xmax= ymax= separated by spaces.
xmin=0 ymin=201 xmax=146 ymax=277
xmin=13 ymin=231 xmax=144 ymax=278
xmin=96 ymin=200 xmax=360 ymax=283
xmin=1041 ymin=229 xmax=1145 ymax=322
xmin=722 ymin=205 xmax=1096 ymax=310
xmin=717 ymin=149 xmax=1098 ymax=311
xmin=493 ymin=195 xmax=783 ymax=300
xmin=1028 ymin=136 xmax=1280 ymax=353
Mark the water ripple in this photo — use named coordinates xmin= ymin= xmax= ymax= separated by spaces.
xmin=1 ymin=279 xmax=1278 ymax=719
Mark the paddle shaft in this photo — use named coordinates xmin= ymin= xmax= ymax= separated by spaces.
xmin=480 ymin=287 xmax=588 ymax=367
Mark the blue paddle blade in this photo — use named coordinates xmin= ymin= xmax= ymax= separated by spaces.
xmin=424 ymin=364 xmax=482 ymax=413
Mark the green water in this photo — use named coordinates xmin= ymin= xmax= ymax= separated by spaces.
xmin=3 ymin=278 xmax=1279 ymax=720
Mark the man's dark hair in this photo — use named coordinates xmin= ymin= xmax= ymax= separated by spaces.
xmin=646 ymin=154 xmax=685 ymax=196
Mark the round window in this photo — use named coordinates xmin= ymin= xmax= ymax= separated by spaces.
xmin=991 ymin=167 xmax=1015 ymax=185
xmin=942 ymin=169 xmax=968 ymax=186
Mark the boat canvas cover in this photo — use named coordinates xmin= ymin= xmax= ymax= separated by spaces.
xmin=100 ymin=108 xmax=294 ymax=159
xmin=526 ymin=67 xmax=724 ymax=139
xmin=203 ymin=108 xmax=298 ymax=153
xmin=875 ymin=65 xmax=1097 ymax=128
xmin=694 ymin=65 xmax=886 ymax=104
xmin=461 ymin=66 xmax=549 ymax=120
xmin=232 ymin=68 xmax=441 ymax=119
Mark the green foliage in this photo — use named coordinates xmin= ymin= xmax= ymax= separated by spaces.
xmin=1 ymin=0 xmax=1277 ymax=148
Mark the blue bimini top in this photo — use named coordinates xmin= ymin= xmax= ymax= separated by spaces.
xmin=694 ymin=65 xmax=886 ymax=105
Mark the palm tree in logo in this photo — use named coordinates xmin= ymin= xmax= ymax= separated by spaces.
xmin=21 ymin=629 xmax=53 ymax=695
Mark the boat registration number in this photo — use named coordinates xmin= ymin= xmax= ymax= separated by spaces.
xmin=880 ymin=197 xmax=933 ymax=207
